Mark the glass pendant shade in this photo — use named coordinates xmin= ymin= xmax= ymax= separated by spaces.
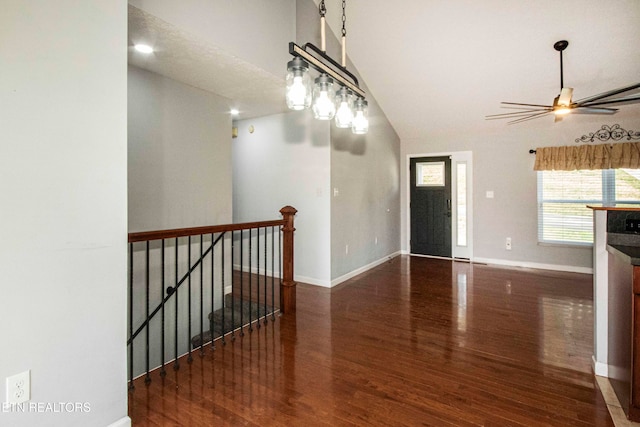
xmin=334 ymin=86 xmax=354 ymax=128
xmin=351 ymin=97 xmax=369 ymax=134
xmin=286 ymin=57 xmax=312 ymax=111
xmin=312 ymin=74 xmax=336 ymax=120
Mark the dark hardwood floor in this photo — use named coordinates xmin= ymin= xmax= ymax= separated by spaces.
xmin=128 ymin=256 xmax=613 ymax=426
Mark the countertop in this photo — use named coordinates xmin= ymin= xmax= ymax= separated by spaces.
xmin=588 ymin=205 xmax=640 ymax=211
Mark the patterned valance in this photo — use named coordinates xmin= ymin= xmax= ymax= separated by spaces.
xmin=533 ymin=142 xmax=640 ymax=171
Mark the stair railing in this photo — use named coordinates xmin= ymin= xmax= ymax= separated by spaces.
xmin=127 ymin=206 xmax=297 ymax=389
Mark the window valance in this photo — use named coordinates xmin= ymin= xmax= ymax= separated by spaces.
xmin=533 ymin=142 xmax=640 ymax=171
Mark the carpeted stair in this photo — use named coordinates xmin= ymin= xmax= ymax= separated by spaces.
xmin=191 ymin=294 xmax=275 ymax=348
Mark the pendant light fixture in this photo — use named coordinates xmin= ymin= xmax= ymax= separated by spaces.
xmin=286 ymin=0 xmax=368 ymax=134
xmin=286 ymin=57 xmax=312 ymax=110
xmin=334 ymin=86 xmax=354 ymax=128
xmin=351 ymin=97 xmax=369 ymax=134
xmin=312 ymin=74 xmax=336 ymax=120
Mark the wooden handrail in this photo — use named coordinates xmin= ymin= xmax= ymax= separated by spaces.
xmin=128 ymin=206 xmax=297 ymax=314
xmin=129 ymin=219 xmax=285 ymax=243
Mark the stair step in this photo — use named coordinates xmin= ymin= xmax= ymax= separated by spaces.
xmin=211 ymin=297 xmax=273 ymax=321
xmin=190 ymin=298 xmax=276 ymax=348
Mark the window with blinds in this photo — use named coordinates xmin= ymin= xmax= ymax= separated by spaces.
xmin=537 ymin=169 xmax=640 ymax=245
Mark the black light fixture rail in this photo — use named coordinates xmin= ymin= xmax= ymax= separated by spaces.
xmin=289 ymin=42 xmax=365 ymax=99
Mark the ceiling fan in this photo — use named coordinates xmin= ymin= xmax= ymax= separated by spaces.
xmin=486 ymin=40 xmax=640 ymax=124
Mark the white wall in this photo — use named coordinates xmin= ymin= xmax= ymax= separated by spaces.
xmin=0 ymin=2 xmax=128 ymax=426
xmin=232 ymin=112 xmax=332 ymax=285
xmin=401 ymin=109 xmax=640 ymax=271
xmin=295 ymin=0 xmax=402 ymax=281
xmin=128 ymin=66 xmax=233 ymax=231
xmin=128 ymin=66 xmax=234 ymax=376
xmin=330 ymin=94 xmax=402 ymax=280
xmin=128 ymin=0 xmax=295 ymax=78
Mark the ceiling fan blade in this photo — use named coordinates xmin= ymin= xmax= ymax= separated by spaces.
xmin=574 ymin=82 xmax=640 ymax=104
xmin=501 ymin=101 xmax=554 ymax=108
xmin=579 ymin=94 xmax=640 ymax=108
xmin=571 ymin=106 xmax=618 ymax=114
xmin=500 ymin=106 xmax=552 ymax=110
xmin=507 ymin=111 xmax=552 ymax=125
xmin=486 ymin=109 xmax=551 ymax=119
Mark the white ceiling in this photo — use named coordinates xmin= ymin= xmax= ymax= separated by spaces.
xmin=129 ymin=1 xmax=640 ymax=139
xmin=322 ymin=0 xmax=640 ymax=140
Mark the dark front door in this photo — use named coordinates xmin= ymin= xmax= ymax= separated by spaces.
xmin=410 ymin=156 xmax=452 ymax=257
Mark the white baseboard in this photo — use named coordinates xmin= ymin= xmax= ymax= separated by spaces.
xmin=231 ymin=252 xmax=402 ymax=288
xmin=295 ymin=274 xmax=331 ymax=288
xmin=592 ymin=356 xmax=609 ymax=377
xmin=108 ymin=416 xmax=131 ymax=427
xmin=330 ymin=251 xmax=402 ymax=287
xmin=394 ymin=252 xmax=592 ymax=274
xmin=472 ymin=257 xmax=593 ymax=274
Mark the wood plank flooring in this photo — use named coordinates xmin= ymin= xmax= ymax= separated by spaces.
xmin=128 ymin=256 xmax=614 ymax=426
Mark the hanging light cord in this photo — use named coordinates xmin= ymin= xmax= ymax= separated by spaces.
xmin=319 ymin=0 xmax=327 ymax=52
xmin=341 ymin=0 xmax=347 ymax=67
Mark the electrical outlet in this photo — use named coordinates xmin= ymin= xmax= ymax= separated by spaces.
xmin=506 ymin=237 xmax=512 ymax=250
xmin=6 ymin=370 xmax=30 ymax=405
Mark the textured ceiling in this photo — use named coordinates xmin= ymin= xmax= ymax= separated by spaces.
xmin=129 ymin=1 xmax=640 ymax=138
xmin=128 ymin=5 xmax=288 ymax=119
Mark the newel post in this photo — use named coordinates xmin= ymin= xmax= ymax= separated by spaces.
xmin=280 ymin=206 xmax=297 ymax=314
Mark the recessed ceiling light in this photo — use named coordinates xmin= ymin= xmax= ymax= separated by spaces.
xmin=134 ymin=44 xmax=154 ymax=54
xmin=230 ymin=109 xmax=239 ymax=115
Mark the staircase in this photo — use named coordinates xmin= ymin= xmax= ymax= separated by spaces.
xmin=191 ymin=293 xmax=276 ymax=348
xmin=127 ymin=206 xmax=297 ymax=388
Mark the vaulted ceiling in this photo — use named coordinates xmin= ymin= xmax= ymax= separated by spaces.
xmin=321 ymin=0 xmax=640 ymax=140
xmin=129 ymin=1 xmax=640 ymax=141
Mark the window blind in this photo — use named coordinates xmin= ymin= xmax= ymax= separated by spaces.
xmin=537 ymin=169 xmax=640 ymax=244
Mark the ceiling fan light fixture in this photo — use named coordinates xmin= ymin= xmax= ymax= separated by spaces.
xmin=487 ymin=39 xmax=640 ymax=124
xmin=558 ymin=87 xmax=573 ymax=107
